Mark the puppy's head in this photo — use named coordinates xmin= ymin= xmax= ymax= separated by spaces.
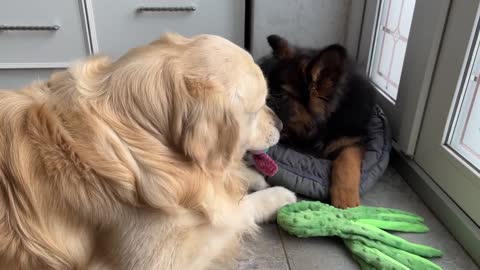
xmin=265 ymin=35 xmax=348 ymax=143
xmin=101 ymin=33 xmax=282 ymax=168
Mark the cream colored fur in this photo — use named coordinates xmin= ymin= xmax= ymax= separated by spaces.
xmin=0 ymin=33 xmax=296 ymax=270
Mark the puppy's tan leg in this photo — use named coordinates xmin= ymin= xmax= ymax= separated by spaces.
xmin=242 ymin=187 xmax=296 ymax=223
xmin=330 ymin=145 xmax=363 ymax=209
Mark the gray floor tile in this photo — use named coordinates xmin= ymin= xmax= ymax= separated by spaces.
xmin=237 ymin=224 xmax=290 ymax=270
xmin=237 ymin=167 xmax=479 ymax=270
xmin=362 ymin=167 xmax=479 ymax=270
xmin=279 ymin=228 xmax=358 ymax=270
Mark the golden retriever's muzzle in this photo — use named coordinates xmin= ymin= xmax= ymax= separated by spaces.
xmin=273 ymin=113 xmax=283 ymax=132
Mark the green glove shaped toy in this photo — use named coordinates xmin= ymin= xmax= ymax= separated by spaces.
xmin=277 ymin=201 xmax=443 ymax=270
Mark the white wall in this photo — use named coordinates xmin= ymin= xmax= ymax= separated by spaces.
xmin=250 ymin=0 xmax=364 ymax=60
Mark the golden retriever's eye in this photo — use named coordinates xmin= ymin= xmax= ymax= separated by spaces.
xmin=250 ymin=104 xmax=264 ymax=115
xmin=248 ymin=106 xmax=263 ymax=121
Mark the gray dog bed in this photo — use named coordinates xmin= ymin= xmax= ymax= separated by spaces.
xmin=265 ymin=105 xmax=391 ymax=200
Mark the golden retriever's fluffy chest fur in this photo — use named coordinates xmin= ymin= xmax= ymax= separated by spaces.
xmin=99 ymin=209 xmax=250 ymax=270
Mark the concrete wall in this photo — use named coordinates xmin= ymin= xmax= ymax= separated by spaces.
xmin=250 ymin=0 xmax=364 ymax=60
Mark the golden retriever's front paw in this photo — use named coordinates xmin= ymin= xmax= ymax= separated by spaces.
xmin=246 ymin=186 xmax=296 ymax=224
xmin=243 ymin=167 xmax=270 ymax=192
xmin=330 ymin=187 xmax=360 ymax=209
xmin=269 ymin=186 xmax=297 ymax=208
xmin=248 ymin=174 xmax=270 ymax=192
xmin=250 ymin=180 xmax=270 ymax=192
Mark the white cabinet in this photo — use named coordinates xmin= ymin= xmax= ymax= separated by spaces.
xmin=0 ymin=0 xmax=90 ymax=69
xmin=87 ymin=0 xmax=245 ymax=57
xmin=0 ymin=0 xmax=245 ymax=88
xmin=0 ymin=69 xmax=60 ymax=89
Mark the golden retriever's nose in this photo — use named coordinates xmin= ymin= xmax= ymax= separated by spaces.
xmin=274 ymin=115 xmax=283 ymax=131
xmin=266 ymin=106 xmax=283 ymax=131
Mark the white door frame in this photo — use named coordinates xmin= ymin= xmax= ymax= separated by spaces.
xmin=357 ymin=0 xmax=450 ymax=156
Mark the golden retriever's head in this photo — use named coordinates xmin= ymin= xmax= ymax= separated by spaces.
xmin=76 ymin=33 xmax=282 ymax=169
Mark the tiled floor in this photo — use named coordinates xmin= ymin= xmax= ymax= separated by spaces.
xmin=237 ymin=167 xmax=479 ymax=270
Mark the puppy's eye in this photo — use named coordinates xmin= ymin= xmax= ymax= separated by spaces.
xmin=280 ymin=84 xmax=295 ymax=94
xmin=318 ymin=96 xmax=330 ymax=102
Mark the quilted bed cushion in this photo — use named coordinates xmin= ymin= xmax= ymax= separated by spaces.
xmin=266 ymin=105 xmax=392 ymax=200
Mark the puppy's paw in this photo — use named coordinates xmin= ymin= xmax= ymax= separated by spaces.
xmin=330 ymin=186 xmax=360 ymax=209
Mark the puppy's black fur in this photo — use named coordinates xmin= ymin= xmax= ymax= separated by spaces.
xmin=261 ymin=35 xmax=376 ymax=157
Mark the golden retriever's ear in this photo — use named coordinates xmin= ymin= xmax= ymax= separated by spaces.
xmin=183 ymin=76 xmax=218 ymax=100
xmin=180 ymin=79 xmax=240 ymax=168
xmin=181 ymin=107 xmax=240 ymax=168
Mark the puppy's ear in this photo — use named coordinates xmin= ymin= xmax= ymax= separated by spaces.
xmin=179 ymin=78 xmax=240 ymax=168
xmin=306 ymin=44 xmax=347 ymax=84
xmin=267 ymin=35 xmax=295 ymax=60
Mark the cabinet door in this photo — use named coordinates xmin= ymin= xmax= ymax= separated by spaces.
xmin=0 ymin=0 xmax=90 ymax=68
xmin=87 ymin=0 xmax=245 ymax=58
xmin=0 ymin=69 xmax=60 ymax=90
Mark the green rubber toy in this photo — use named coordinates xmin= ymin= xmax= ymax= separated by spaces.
xmin=277 ymin=201 xmax=443 ymax=270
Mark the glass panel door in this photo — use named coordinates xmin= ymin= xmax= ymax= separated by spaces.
xmin=415 ymin=0 xmax=480 ymax=225
xmin=449 ymin=45 xmax=480 ymax=171
xmin=357 ymin=0 xmax=449 ymax=155
xmin=369 ymin=0 xmax=416 ymax=101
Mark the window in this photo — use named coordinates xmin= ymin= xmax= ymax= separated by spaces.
xmin=357 ymin=0 xmax=447 ymax=155
xmin=449 ymin=37 xmax=480 ymax=171
xmin=412 ymin=0 xmax=480 ymax=227
xmin=358 ymin=0 xmax=479 ymax=260
xmin=369 ymin=0 xmax=416 ymax=101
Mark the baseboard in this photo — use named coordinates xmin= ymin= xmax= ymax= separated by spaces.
xmin=391 ymin=151 xmax=480 ymax=266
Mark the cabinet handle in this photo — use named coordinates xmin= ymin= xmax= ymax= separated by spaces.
xmin=0 ymin=25 xmax=60 ymax=31
xmin=137 ymin=6 xmax=196 ymax=12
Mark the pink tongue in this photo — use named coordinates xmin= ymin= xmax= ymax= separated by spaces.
xmin=252 ymin=152 xmax=278 ymax=177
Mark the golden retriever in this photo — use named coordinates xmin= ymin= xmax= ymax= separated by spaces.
xmin=0 ymin=33 xmax=296 ymax=270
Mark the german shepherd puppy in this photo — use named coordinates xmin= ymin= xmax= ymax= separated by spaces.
xmin=261 ymin=35 xmax=376 ymax=208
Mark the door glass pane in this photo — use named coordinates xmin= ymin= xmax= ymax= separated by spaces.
xmin=369 ymin=0 xmax=416 ymax=101
xmin=450 ymin=37 xmax=480 ymax=172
